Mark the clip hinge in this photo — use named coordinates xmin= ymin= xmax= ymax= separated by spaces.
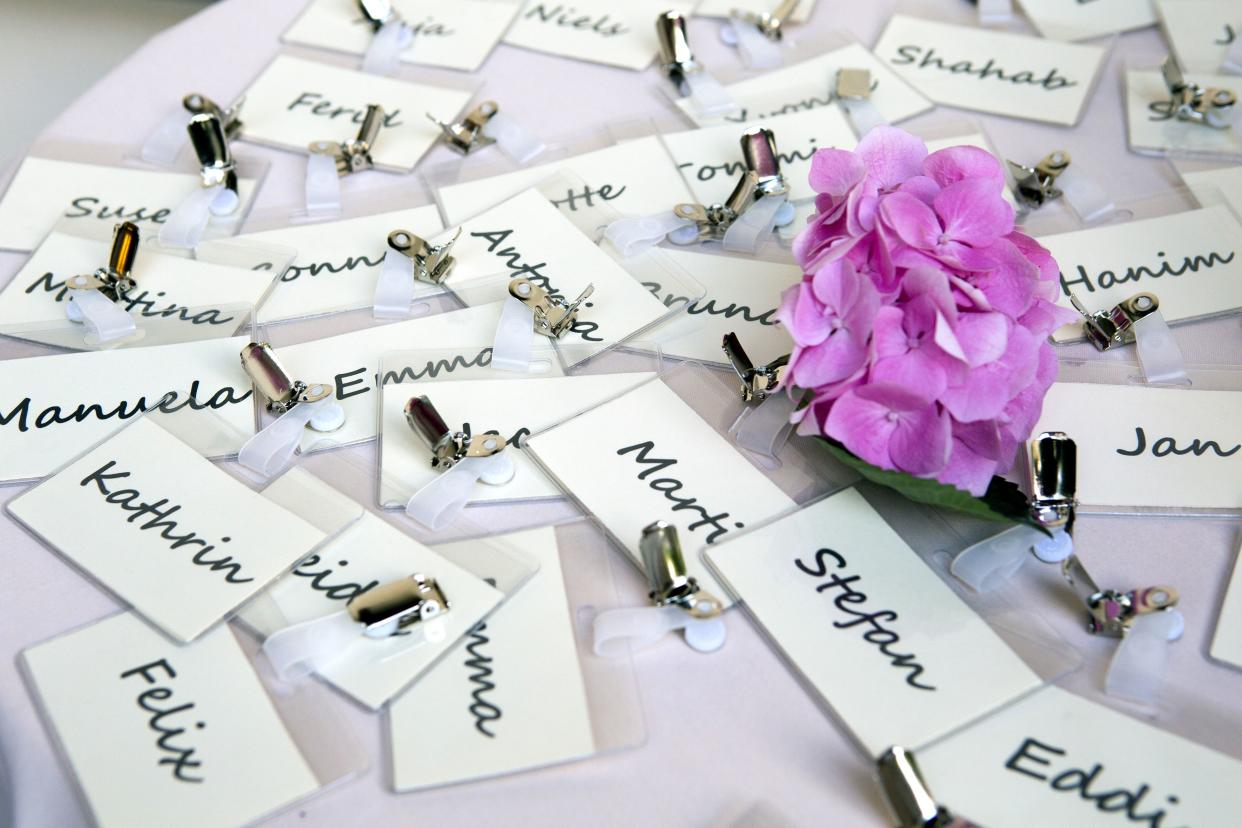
xmin=239 ymin=342 xmax=333 ymax=415
xmin=427 ymin=101 xmax=499 ymax=154
xmin=309 ymin=103 xmax=385 ymax=175
xmin=722 ymin=332 xmax=789 ymax=402
xmin=733 ymin=0 xmax=799 ymax=39
xmin=1008 ymin=150 xmax=1071 ymax=209
xmin=674 ymin=127 xmax=790 ymax=241
xmin=187 ymin=112 xmax=239 ymax=196
xmin=1027 ymin=431 xmax=1077 ymax=532
xmin=1162 ymin=56 xmax=1237 ymax=128
xmin=183 ymin=93 xmax=243 ymax=139
xmin=1069 ymin=291 xmax=1160 ymax=351
xmin=348 ymin=573 xmax=449 ymax=638
xmin=640 ymin=521 xmax=723 ymax=619
xmin=65 ymin=221 xmax=141 ymax=301
xmin=404 ymin=395 xmax=506 ymax=471
xmin=509 ymin=278 xmax=594 ymax=339
xmin=388 ymin=227 xmax=460 ymax=284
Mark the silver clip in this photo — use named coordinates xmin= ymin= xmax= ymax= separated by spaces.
xmin=674 ymin=127 xmax=791 ymax=242
xmin=1007 ymin=150 xmax=1071 ymax=210
xmin=876 ymin=747 xmax=967 ymax=828
xmin=187 ymin=112 xmax=239 ymax=197
xmin=1068 ymin=291 xmax=1160 ymax=351
xmin=404 ymin=395 xmax=506 ymax=471
xmin=732 ymin=0 xmax=799 ymax=40
xmin=722 ymin=332 xmax=789 ymax=402
xmin=357 ymin=0 xmax=402 ymax=31
xmin=427 ymin=101 xmax=499 ymax=154
xmin=1162 ymin=55 xmax=1237 ymax=128
xmin=387 ymin=227 xmax=460 ymax=284
xmin=508 ymin=278 xmax=594 ymax=339
xmin=182 ymin=92 xmax=243 ymax=140
xmin=347 ymin=573 xmax=449 ymax=638
xmin=309 ymin=103 xmax=385 ymax=175
xmin=640 ymin=521 xmax=723 ymax=619
xmin=1028 ymin=431 xmax=1077 ymax=533
xmin=239 ymin=342 xmax=334 ymax=416
xmin=835 ymin=67 xmax=874 ymax=102
xmin=64 ymin=221 xmax=140 ymax=301
xmin=1063 ymin=555 xmax=1181 ymax=639
xmin=656 ymin=11 xmax=703 ymax=95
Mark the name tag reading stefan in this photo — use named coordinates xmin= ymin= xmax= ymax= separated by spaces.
xmin=704 ymin=489 xmax=1042 ymax=754
xmin=239 ymin=55 xmax=471 ymax=171
xmin=237 ymin=205 xmax=444 ymax=324
xmin=283 ymin=0 xmax=521 ymax=72
xmin=0 ymin=158 xmax=259 ymax=252
xmin=1018 ymin=0 xmax=1157 ymax=42
xmin=920 ymin=686 xmax=1242 ymax=827
xmin=8 ymin=417 xmax=334 ymax=642
xmin=503 ymin=0 xmax=695 ymax=70
xmin=1155 ymin=0 xmax=1242 ymax=74
xmin=1042 ymin=206 xmax=1242 ymax=342
xmin=22 ymin=613 xmax=320 ymax=828
xmin=874 ymin=15 xmax=1106 ymax=126
xmin=1126 ymin=68 xmax=1242 ymax=157
xmin=1034 ymin=383 xmax=1242 ymax=510
xmin=526 ymin=378 xmax=795 ymax=607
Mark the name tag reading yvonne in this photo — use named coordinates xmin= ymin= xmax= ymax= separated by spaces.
xmin=1042 ymin=206 xmax=1242 ymax=342
xmin=1033 ymin=383 xmax=1242 ymax=510
xmin=22 ymin=613 xmax=320 ymax=828
xmin=873 ymin=15 xmax=1107 ymax=126
xmin=704 ymin=489 xmax=1042 ymax=755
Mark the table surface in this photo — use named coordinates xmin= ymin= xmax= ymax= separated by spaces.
xmin=3 ymin=1 xmax=1242 ymax=827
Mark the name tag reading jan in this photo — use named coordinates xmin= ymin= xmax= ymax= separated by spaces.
xmin=8 ymin=417 xmax=333 ymax=643
xmin=704 ymin=489 xmax=1043 ymax=755
xmin=22 ymin=613 xmax=321 ymax=828
xmin=1042 ymin=205 xmax=1242 ymax=342
xmin=238 ymin=54 xmax=471 ymax=171
xmin=1033 ymin=383 xmax=1242 ymax=510
xmin=920 ymin=686 xmax=1242 ymax=827
xmin=873 ymin=15 xmax=1107 ymax=126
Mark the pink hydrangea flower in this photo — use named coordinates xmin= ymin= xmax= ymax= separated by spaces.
xmin=782 ymin=126 xmax=1071 ymax=495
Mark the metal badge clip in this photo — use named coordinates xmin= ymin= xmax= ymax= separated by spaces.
xmin=1162 ymin=55 xmax=1237 ymax=128
xmin=657 ymin=10 xmax=702 ymax=95
xmin=239 ymin=342 xmax=335 ymax=417
xmin=428 ymin=101 xmax=498 ymax=154
xmin=183 ymin=92 xmax=243 ymax=140
xmin=187 ymin=112 xmax=239 ymax=200
xmin=641 ymin=521 xmax=724 ymax=620
xmin=836 ymin=67 xmax=874 ymax=103
xmin=65 ymin=221 xmax=140 ymax=301
xmin=404 ymin=395 xmax=506 ymax=471
xmin=674 ymin=127 xmax=792 ymax=243
xmin=1069 ymin=291 xmax=1159 ymax=351
xmin=877 ymin=747 xmax=976 ymax=828
xmin=358 ymin=0 xmax=402 ymax=30
xmin=348 ymin=573 xmax=449 ymax=638
xmin=1069 ymin=291 xmax=1186 ymax=383
xmin=1062 ymin=557 xmax=1181 ymax=639
xmin=722 ymin=332 xmax=788 ymax=402
xmin=1028 ymin=431 xmax=1077 ymax=532
xmin=732 ymin=0 xmax=799 ymax=40
xmin=508 ymin=277 xmax=594 ymax=339
xmin=388 ymin=228 xmax=459 ymax=285
xmin=1008 ymin=150 xmax=1070 ymax=210
xmin=309 ymin=103 xmax=385 ymax=175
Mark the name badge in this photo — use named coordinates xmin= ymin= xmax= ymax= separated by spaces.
xmin=503 ymin=0 xmax=695 ymax=71
xmin=1155 ymin=0 xmax=1241 ymax=73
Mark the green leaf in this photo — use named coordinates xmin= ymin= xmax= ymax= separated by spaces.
xmin=818 ymin=439 xmax=1048 ymax=533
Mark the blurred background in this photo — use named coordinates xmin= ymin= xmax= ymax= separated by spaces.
xmin=0 ymin=0 xmax=213 ymax=164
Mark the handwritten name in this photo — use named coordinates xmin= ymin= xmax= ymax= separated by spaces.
xmin=1218 ymin=24 xmax=1236 ymax=46
xmin=1005 ymin=737 xmax=1183 ymax=827
xmin=616 ymin=440 xmax=742 ymax=544
xmin=253 ymin=252 xmax=385 ymax=284
xmin=292 ymin=554 xmax=379 ymax=601
xmin=120 ymin=658 xmax=206 ymax=783
xmin=81 ymin=460 xmax=254 ymax=584
xmin=1116 ymin=426 xmax=1240 ymax=459
xmin=644 ymin=280 xmax=779 ymax=326
xmin=548 ymin=182 xmax=626 ymax=212
xmin=678 ymin=140 xmax=816 ymax=183
xmin=892 ymin=45 xmax=1078 ymax=91
xmin=25 ymin=272 xmax=236 ymax=327
xmin=795 ymin=548 xmax=934 ymax=691
xmin=464 ymin=622 xmax=501 ymax=737
xmin=0 ymin=382 xmax=251 ymax=434
xmin=64 ymin=197 xmax=170 ymax=225
xmin=287 ymin=93 xmax=405 ymax=128
xmin=1058 ymin=249 xmax=1236 ymax=295
xmin=723 ymin=78 xmax=879 ymax=124
xmin=523 ymin=4 xmax=629 ymax=37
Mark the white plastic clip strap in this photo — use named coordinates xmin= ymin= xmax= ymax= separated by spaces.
xmin=492 ymin=294 xmax=536 ymax=372
xmin=1224 ymin=34 xmax=1242 ymax=75
xmin=977 ymin=0 xmax=1014 ymax=23
xmin=361 ymin=20 xmax=413 ymax=75
xmin=305 ymin=152 xmax=342 ymax=218
xmin=65 ymin=289 xmax=137 ymax=345
xmin=1132 ymin=311 xmax=1188 ymax=384
xmin=141 ymin=109 xmax=189 ymax=166
xmin=840 ymin=97 xmax=887 ymax=137
xmin=722 ymin=197 xmax=795 ymax=254
xmin=158 ymin=184 xmax=236 ymax=249
xmin=604 ymin=211 xmax=697 ymax=257
xmin=685 ymin=72 xmax=739 ymax=119
xmin=593 ymin=605 xmax=727 ymax=656
xmin=238 ymin=398 xmax=346 ymax=479
xmin=481 ymin=111 xmax=546 ymax=164
xmin=405 ymin=452 xmax=515 ymax=530
xmin=950 ymin=525 xmax=1073 ymax=593
xmin=1056 ymin=164 xmax=1115 ymax=224
xmin=720 ymin=17 xmax=783 ymax=69
xmin=732 ymin=392 xmax=796 ymax=457
xmin=261 ymin=610 xmax=360 ymax=680
xmin=372 ymin=249 xmax=416 ymax=319
xmin=1105 ymin=610 xmax=1185 ymax=706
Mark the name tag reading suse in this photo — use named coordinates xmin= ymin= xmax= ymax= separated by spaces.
xmin=873 ymin=15 xmax=1107 ymax=126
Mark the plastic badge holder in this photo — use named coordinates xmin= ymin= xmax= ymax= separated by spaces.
xmin=0 ymin=217 xmax=294 ymax=352
xmin=1125 ymin=56 xmax=1242 ymax=163
xmin=384 ymin=517 xmax=646 ymax=793
xmin=20 ymin=612 xmax=368 ymax=828
xmin=375 ymin=343 xmax=668 ymax=522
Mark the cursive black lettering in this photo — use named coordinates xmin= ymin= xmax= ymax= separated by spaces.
xmin=292 ymin=554 xmax=379 ymax=601
xmin=890 ymin=45 xmax=1077 ymax=91
xmin=464 ymin=622 xmax=501 ymax=737
xmin=522 ymin=3 xmax=628 ymax=36
xmin=1117 ymin=426 xmax=1240 ymax=459
xmin=287 ymin=92 xmax=404 ymax=127
xmin=617 ymin=440 xmax=742 ymax=543
xmin=120 ymin=659 xmax=205 ymax=783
